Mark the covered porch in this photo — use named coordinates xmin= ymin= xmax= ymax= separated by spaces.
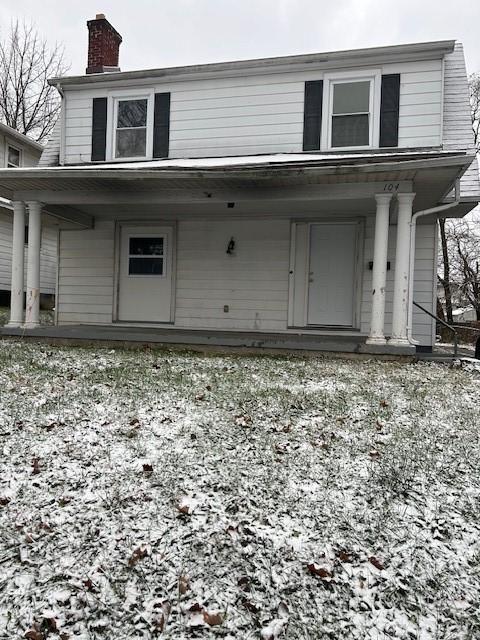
xmin=0 ymin=150 xmax=475 ymax=356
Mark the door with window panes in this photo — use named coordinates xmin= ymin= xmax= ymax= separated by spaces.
xmin=118 ymin=226 xmax=174 ymax=322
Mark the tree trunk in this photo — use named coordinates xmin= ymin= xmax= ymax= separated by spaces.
xmin=439 ymin=218 xmax=453 ymax=323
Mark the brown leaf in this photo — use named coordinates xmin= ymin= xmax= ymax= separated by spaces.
xmin=83 ymin=578 xmax=97 ymax=592
xmin=60 ymin=634 xmax=70 ymax=640
xmin=337 ymin=550 xmax=353 ymax=563
xmin=178 ymin=574 xmax=190 ymax=595
xmin=195 ymin=393 xmax=205 ymax=401
xmin=307 ymin=563 xmax=332 ymax=580
xmin=128 ymin=546 xmax=149 ymax=567
xmin=129 ymin=417 xmax=140 ymax=426
xmin=369 ymin=449 xmax=381 ymax=459
xmin=32 ymin=458 xmax=41 ymax=475
xmin=203 ymin=611 xmax=223 ymax=626
xmin=380 ymin=399 xmax=389 ymax=408
xmin=25 ymin=533 xmax=34 ymax=544
xmin=152 ymin=614 xmax=165 ymax=632
xmin=0 ymin=496 xmax=11 ymax=506
xmin=24 ymin=627 xmax=44 ymax=640
xmin=206 ymin=385 xmax=212 ymax=391
xmin=369 ymin=556 xmax=385 ymax=570
xmin=142 ymin=463 xmax=154 ymax=474
xmin=41 ymin=618 xmax=57 ymax=632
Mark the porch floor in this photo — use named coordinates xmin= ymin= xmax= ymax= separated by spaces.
xmin=0 ymin=324 xmax=416 ymax=358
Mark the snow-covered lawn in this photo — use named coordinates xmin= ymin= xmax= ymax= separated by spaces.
xmin=0 ymin=341 xmax=479 ymax=640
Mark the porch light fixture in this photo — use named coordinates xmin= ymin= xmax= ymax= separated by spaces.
xmin=226 ymin=237 xmax=235 ymax=255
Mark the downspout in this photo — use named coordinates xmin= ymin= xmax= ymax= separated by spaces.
xmin=407 ymin=178 xmax=461 ymax=343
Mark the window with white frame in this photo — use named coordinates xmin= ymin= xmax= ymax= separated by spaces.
xmin=7 ymin=145 xmax=21 ymax=167
xmin=323 ymin=72 xmax=380 ymax=150
xmin=114 ymin=97 xmax=149 ymax=159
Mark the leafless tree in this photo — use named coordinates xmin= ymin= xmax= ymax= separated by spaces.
xmin=471 ymin=73 xmax=480 ymax=151
xmin=0 ymin=20 xmax=69 ymax=142
xmin=439 ymin=216 xmax=480 ymax=321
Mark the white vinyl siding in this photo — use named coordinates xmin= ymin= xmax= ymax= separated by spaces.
xmin=383 ymin=59 xmax=443 ymax=148
xmin=55 ymin=214 xmax=436 ymax=347
xmin=56 ymin=220 xmax=115 ymax=324
xmin=62 ymin=57 xmax=446 ymax=163
xmin=175 ymin=220 xmax=290 ymax=331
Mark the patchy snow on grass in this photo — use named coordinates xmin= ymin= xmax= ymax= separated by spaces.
xmin=0 ymin=341 xmax=479 ymax=639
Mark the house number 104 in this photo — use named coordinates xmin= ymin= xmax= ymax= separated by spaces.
xmin=383 ymin=183 xmax=400 ymax=192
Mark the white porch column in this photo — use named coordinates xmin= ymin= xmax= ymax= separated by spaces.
xmin=6 ymin=201 xmax=26 ymax=327
xmin=389 ymin=193 xmax=415 ymax=346
xmin=366 ymin=193 xmax=392 ymax=344
xmin=24 ymin=201 xmax=42 ymax=329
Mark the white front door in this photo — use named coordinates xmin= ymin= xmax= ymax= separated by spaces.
xmin=118 ymin=225 xmax=174 ymax=322
xmin=307 ymin=223 xmax=357 ymax=326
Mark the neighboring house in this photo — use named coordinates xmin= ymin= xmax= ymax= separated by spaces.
xmin=0 ymin=122 xmax=57 ymax=309
xmin=0 ymin=14 xmax=479 ymax=352
xmin=452 ymin=306 xmax=477 ymax=323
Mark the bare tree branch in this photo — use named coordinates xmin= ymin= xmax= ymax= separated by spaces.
xmin=0 ymin=19 xmax=69 ymax=142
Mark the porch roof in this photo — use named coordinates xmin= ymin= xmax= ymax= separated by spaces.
xmin=0 ymin=150 xmax=476 ymax=226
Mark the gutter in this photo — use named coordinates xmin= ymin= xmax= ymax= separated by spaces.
xmin=406 ymin=178 xmax=461 ymax=344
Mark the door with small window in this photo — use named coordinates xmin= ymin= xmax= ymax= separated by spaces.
xmin=118 ymin=226 xmax=174 ymax=322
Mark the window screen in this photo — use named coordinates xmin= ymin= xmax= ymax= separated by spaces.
xmin=116 ymin=99 xmax=148 ymax=158
xmin=128 ymin=236 xmax=164 ymax=275
xmin=331 ymin=81 xmax=370 ymax=148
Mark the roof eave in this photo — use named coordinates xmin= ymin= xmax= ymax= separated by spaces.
xmin=0 ymin=123 xmax=44 ymax=153
xmin=49 ymin=40 xmax=456 ymax=88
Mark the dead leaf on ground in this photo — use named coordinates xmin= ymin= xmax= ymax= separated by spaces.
xmin=128 ymin=546 xmax=149 ymax=567
xmin=178 ymin=574 xmax=190 ymax=595
xmin=336 ymin=550 xmax=354 ymax=563
xmin=307 ymin=563 xmax=333 ymax=581
xmin=0 ymin=496 xmax=11 ymax=506
xmin=142 ymin=463 xmax=154 ymax=474
xmin=380 ymin=399 xmax=389 ymax=408
xmin=31 ymin=457 xmax=41 ymax=475
xmin=369 ymin=556 xmax=385 ymax=570
xmin=369 ymin=449 xmax=381 ymax=459
xmin=203 ymin=611 xmax=223 ymax=626
xmin=24 ymin=625 xmax=44 ymax=640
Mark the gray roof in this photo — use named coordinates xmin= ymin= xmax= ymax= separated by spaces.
xmin=0 ymin=122 xmax=43 ymax=154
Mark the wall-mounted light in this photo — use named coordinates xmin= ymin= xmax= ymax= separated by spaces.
xmin=226 ymin=237 xmax=235 ymax=255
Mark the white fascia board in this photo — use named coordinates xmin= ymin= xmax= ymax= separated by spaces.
xmin=49 ymin=40 xmax=456 ymax=89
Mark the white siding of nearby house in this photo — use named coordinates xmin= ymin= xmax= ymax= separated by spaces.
xmin=62 ymin=57 xmax=444 ymax=164
xmin=55 ymin=215 xmax=436 ymax=347
xmin=0 ymin=209 xmax=57 ymax=295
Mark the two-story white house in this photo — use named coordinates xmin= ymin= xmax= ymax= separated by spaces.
xmin=0 ymin=122 xmax=57 ymax=311
xmin=0 ymin=14 xmax=478 ymax=353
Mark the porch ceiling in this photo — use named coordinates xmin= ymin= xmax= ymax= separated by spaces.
xmin=0 ymin=150 xmax=475 ymax=224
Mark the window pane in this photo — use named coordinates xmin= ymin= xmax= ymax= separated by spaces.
xmin=117 ymin=99 xmax=147 ymax=128
xmin=129 ymin=237 xmax=164 ymax=256
xmin=333 ymin=81 xmax=370 ymax=114
xmin=116 ymin=128 xmax=147 ymax=158
xmin=8 ymin=146 xmax=20 ymax=167
xmin=129 ymin=257 xmax=164 ymax=275
xmin=331 ymin=114 xmax=369 ymax=147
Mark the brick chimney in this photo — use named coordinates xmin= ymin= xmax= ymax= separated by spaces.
xmin=86 ymin=14 xmax=122 ymax=74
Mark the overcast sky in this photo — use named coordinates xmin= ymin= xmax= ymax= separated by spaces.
xmin=1 ymin=0 xmax=479 ymax=75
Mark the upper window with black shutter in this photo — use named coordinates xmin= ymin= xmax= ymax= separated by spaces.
xmin=101 ymin=89 xmax=170 ymax=162
xmin=322 ymin=70 xmax=383 ymax=151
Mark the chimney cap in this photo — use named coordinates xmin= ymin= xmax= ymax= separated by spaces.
xmin=95 ymin=13 xmax=106 ymax=19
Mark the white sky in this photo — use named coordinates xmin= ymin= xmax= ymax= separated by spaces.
xmin=0 ymin=0 xmax=479 ymax=76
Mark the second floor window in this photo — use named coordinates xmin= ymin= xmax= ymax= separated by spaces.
xmin=7 ymin=145 xmax=21 ymax=167
xmin=115 ymin=98 xmax=148 ymax=159
xmin=331 ymin=81 xmax=371 ymax=148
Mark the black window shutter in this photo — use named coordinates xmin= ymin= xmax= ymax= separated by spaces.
xmin=303 ymin=80 xmax=323 ymax=151
xmin=379 ymin=74 xmax=400 ymax=147
xmin=91 ymin=97 xmax=107 ymax=161
xmin=153 ymin=93 xmax=171 ymax=158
